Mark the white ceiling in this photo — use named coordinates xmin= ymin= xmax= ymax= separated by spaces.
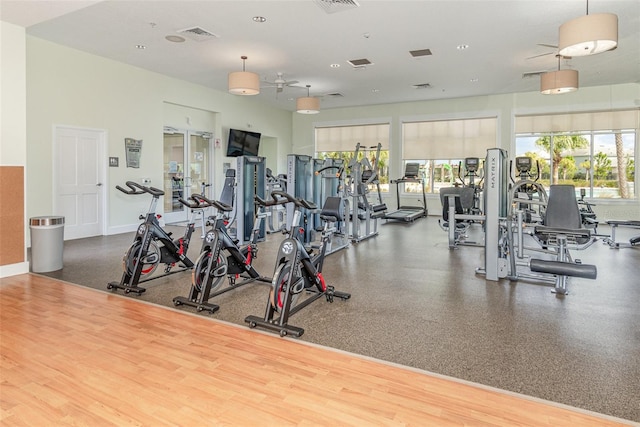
xmin=2 ymin=0 xmax=639 ymax=112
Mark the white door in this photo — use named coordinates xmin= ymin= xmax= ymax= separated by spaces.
xmin=163 ymin=129 xmax=213 ymax=224
xmin=54 ymin=126 xmax=106 ymax=240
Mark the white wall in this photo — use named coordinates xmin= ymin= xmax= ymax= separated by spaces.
xmin=292 ymin=84 xmax=640 ymax=220
xmin=25 ymin=36 xmax=293 ymax=234
xmin=0 ymin=21 xmax=30 ymax=277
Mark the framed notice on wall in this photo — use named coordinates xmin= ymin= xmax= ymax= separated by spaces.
xmin=125 ymin=138 xmax=143 ymax=168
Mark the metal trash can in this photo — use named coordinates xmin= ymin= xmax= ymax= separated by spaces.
xmin=29 ymin=216 xmax=65 ymax=272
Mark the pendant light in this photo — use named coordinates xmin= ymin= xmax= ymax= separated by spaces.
xmin=540 ymin=56 xmax=578 ymax=95
xmin=558 ymin=0 xmax=618 ymax=57
xmin=296 ymin=85 xmax=320 ymax=114
xmin=228 ymin=56 xmax=260 ymax=95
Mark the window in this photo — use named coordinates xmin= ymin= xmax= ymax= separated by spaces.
xmin=315 ymin=123 xmax=390 ymax=192
xmin=515 ymin=110 xmax=638 ymax=200
xmin=402 ymin=117 xmax=497 ymax=193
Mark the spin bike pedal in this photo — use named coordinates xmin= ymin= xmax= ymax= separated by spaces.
xmin=325 ymin=286 xmax=335 ymax=302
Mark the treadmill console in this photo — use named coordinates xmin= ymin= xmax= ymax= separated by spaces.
xmin=404 ymin=162 xmax=420 ymax=178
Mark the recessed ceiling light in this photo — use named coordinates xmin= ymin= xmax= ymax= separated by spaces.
xmin=135 ymin=44 xmax=146 ymax=49
xmin=457 ymin=44 xmax=469 ymax=50
xmin=330 ymin=63 xmax=340 ymax=68
xmin=165 ymin=35 xmax=185 ymax=43
xmin=470 ymin=78 xmax=479 ymax=82
xmin=252 ymin=16 xmax=266 ymax=23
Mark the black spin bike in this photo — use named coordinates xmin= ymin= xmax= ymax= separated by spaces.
xmin=173 ymin=193 xmax=271 ymax=313
xmin=245 ymin=190 xmax=351 ymax=337
xmin=107 ymin=181 xmax=196 ymax=295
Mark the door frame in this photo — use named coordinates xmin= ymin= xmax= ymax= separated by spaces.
xmin=52 ymin=124 xmax=108 ymax=239
xmin=163 ymin=127 xmax=214 ymax=224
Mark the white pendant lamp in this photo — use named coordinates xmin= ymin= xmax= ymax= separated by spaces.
xmin=228 ymin=56 xmax=260 ymax=95
xmin=296 ymin=85 xmax=320 ymax=114
xmin=540 ymin=56 xmax=579 ymax=95
xmin=558 ymin=1 xmax=618 ymax=57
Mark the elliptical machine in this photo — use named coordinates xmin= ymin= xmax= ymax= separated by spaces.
xmin=245 ymin=190 xmax=351 ymax=337
xmin=107 ymin=181 xmax=196 ymax=295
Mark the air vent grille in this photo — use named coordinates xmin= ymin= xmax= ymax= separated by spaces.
xmin=176 ymin=26 xmax=219 ymax=42
xmin=313 ymin=0 xmax=360 ymax=14
xmin=522 ymin=71 xmax=545 ymax=78
xmin=410 ymin=49 xmax=432 ymax=57
xmin=413 ymin=83 xmax=432 ymax=89
xmin=325 ymin=93 xmax=344 ymax=97
xmin=348 ymin=58 xmax=372 ymax=68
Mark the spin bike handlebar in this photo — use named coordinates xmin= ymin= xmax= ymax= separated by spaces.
xmin=116 ymin=181 xmax=165 ymax=197
xmin=255 ymin=190 xmax=317 ymax=210
xmin=190 ymin=193 xmax=233 ymax=213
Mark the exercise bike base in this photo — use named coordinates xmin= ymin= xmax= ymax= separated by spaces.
xmin=173 ymin=296 xmax=220 ymax=314
xmin=107 ymin=281 xmax=146 ymax=295
xmin=244 ymin=315 xmax=305 ymax=338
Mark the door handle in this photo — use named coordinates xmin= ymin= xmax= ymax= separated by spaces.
xmin=96 ymin=183 xmax=103 ymax=187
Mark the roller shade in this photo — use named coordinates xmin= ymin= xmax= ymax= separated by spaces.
xmin=316 ymin=124 xmax=390 ymax=152
xmin=402 ymin=117 xmax=497 ymax=159
xmin=515 ymin=110 xmax=639 ymax=134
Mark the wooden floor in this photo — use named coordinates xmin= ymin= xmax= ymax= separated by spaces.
xmin=0 ymin=274 xmax=634 ymax=426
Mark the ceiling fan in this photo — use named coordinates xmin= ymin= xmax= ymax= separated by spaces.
xmin=262 ymin=72 xmax=299 ymax=93
xmin=526 ymin=43 xmax=572 ymax=60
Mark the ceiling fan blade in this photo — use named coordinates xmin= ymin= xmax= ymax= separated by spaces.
xmin=526 ymin=52 xmax=554 ymax=60
xmin=537 ymin=43 xmax=558 ymax=48
xmin=285 ymin=80 xmax=299 ymax=86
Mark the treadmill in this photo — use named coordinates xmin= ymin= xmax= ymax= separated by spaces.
xmin=384 ymin=162 xmax=428 ymax=223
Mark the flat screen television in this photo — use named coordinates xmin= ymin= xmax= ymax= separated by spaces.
xmin=226 ymin=128 xmax=261 ymax=157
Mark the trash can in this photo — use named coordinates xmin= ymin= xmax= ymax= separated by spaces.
xmin=29 ymin=216 xmax=65 ymax=272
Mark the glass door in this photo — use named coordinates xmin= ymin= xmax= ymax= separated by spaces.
xmin=163 ymin=129 xmax=213 ymax=223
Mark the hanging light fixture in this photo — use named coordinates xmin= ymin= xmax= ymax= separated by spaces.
xmin=540 ymin=56 xmax=579 ymax=95
xmin=228 ymin=56 xmax=260 ymax=95
xmin=296 ymin=85 xmax=320 ymax=114
xmin=558 ymin=0 xmax=618 ymax=57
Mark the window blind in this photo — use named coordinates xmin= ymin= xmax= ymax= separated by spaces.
xmin=402 ymin=117 xmax=497 ymax=159
xmin=315 ymin=123 xmax=390 ymax=152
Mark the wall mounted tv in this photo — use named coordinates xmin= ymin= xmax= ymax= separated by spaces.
xmin=226 ymin=128 xmax=261 ymax=157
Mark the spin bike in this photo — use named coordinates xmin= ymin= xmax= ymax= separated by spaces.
xmin=245 ymin=190 xmax=351 ymax=337
xmin=173 ymin=193 xmax=271 ymax=313
xmin=107 ymin=181 xmax=195 ymax=295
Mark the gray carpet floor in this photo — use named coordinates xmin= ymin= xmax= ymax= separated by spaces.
xmin=40 ymin=217 xmax=640 ymax=423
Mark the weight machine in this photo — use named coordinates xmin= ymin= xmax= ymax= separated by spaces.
xmin=345 ymin=143 xmax=387 ymax=242
xmin=235 ymin=156 xmax=266 ymax=245
xmin=475 ymin=149 xmax=598 ymax=295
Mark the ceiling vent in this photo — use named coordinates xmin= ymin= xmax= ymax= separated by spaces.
xmin=325 ymin=92 xmax=344 ymax=97
xmin=176 ymin=26 xmax=219 ymax=42
xmin=348 ymin=58 xmax=372 ymax=68
xmin=413 ymin=83 xmax=432 ymax=89
xmin=410 ymin=49 xmax=433 ymax=58
xmin=313 ymin=0 xmax=360 ymax=14
xmin=522 ymin=71 xmax=545 ymax=78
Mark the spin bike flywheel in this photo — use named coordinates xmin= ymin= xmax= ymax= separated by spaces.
xmin=269 ymin=262 xmax=302 ymax=312
xmin=123 ymin=240 xmax=160 ymax=277
xmin=192 ymin=250 xmax=227 ymax=293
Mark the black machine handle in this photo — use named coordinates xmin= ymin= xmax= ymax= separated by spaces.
xmin=315 ymin=165 xmax=344 ymax=178
xmin=255 ymin=190 xmax=317 ymax=210
xmin=178 ymin=195 xmax=208 ymax=210
xmin=116 ymin=181 xmax=164 ymax=197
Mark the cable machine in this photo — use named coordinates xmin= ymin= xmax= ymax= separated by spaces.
xmin=286 ymin=154 xmax=314 ymax=244
xmin=235 ymin=155 xmax=266 ymax=245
